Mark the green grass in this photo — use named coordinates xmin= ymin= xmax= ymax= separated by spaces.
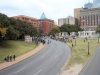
xmin=65 ymin=38 xmax=100 ymax=70
xmin=0 ymin=40 xmax=36 ymax=62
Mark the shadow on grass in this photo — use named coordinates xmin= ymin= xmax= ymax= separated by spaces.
xmin=0 ymin=40 xmax=13 ymax=49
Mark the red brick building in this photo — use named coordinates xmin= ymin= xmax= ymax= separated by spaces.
xmin=13 ymin=15 xmax=40 ymax=29
xmin=39 ymin=13 xmax=54 ymax=35
xmin=39 ymin=19 xmax=54 ymax=35
xmin=13 ymin=13 xmax=55 ymax=35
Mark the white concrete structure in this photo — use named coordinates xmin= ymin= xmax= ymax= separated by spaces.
xmin=70 ymin=32 xmax=77 ymax=37
xmin=78 ymin=31 xmax=99 ymax=38
xmin=56 ymin=32 xmax=69 ymax=39
xmin=25 ymin=35 xmax=32 ymax=42
xmin=58 ymin=16 xmax=75 ymax=26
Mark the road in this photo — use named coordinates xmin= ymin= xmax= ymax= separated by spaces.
xmin=79 ymin=47 xmax=100 ymax=75
xmin=0 ymin=39 xmax=70 ymax=75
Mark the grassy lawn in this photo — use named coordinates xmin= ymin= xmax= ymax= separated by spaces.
xmin=0 ymin=40 xmax=36 ymax=62
xmin=65 ymin=38 xmax=100 ymax=70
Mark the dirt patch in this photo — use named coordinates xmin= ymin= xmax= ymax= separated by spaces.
xmin=61 ymin=64 xmax=83 ymax=75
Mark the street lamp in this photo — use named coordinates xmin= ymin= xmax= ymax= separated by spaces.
xmin=97 ymin=34 xmax=100 ymax=43
xmin=98 ymin=37 xmax=99 ymax=43
xmin=75 ymin=38 xmax=76 ymax=46
xmin=88 ymin=41 xmax=90 ymax=55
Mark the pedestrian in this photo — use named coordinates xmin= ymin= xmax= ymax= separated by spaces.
xmin=9 ymin=55 xmax=12 ymax=62
xmin=13 ymin=55 xmax=16 ymax=61
xmin=43 ymin=40 xmax=45 ymax=45
xmin=85 ymin=37 xmax=88 ymax=41
xmin=47 ymin=40 xmax=49 ymax=44
xmin=84 ymin=39 xmax=85 ymax=42
xmin=72 ymin=43 xmax=74 ymax=47
xmin=7 ymin=55 xmax=9 ymax=62
xmin=4 ymin=57 xmax=7 ymax=62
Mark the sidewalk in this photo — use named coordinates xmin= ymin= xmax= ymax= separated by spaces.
xmin=60 ymin=64 xmax=83 ymax=75
xmin=0 ymin=43 xmax=44 ymax=70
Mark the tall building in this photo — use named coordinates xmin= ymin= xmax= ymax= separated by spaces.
xmin=13 ymin=14 xmax=55 ymax=35
xmin=74 ymin=0 xmax=100 ymax=31
xmin=13 ymin=15 xmax=40 ymax=29
xmin=74 ymin=8 xmax=84 ymax=25
xmin=39 ymin=13 xmax=54 ymax=35
xmin=84 ymin=2 xmax=93 ymax=9
xmin=58 ymin=18 xmax=68 ymax=26
xmin=80 ymin=8 xmax=100 ymax=31
xmin=93 ymin=0 xmax=100 ymax=8
xmin=68 ymin=16 xmax=75 ymax=25
xmin=58 ymin=16 xmax=75 ymax=26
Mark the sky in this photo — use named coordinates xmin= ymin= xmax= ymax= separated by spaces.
xmin=0 ymin=0 xmax=93 ymax=22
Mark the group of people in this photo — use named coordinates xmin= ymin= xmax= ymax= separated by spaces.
xmin=4 ymin=55 xmax=16 ymax=62
xmin=47 ymin=40 xmax=51 ymax=44
xmin=41 ymin=40 xmax=46 ymax=45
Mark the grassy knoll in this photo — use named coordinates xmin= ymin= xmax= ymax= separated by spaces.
xmin=65 ymin=38 xmax=100 ymax=70
xmin=0 ymin=40 xmax=36 ymax=62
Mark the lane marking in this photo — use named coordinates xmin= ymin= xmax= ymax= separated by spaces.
xmin=34 ymin=69 xmax=42 ymax=75
xmin=12 ymin=67 xmax=26 ymax=74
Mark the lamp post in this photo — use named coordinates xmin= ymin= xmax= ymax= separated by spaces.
xmin=88 ymin=41 xmax=90 ymax=55
xmin=75 ymin=38 xmax=76 ymax=46
xmin=98 ymin=35 xmax=100 ymax=43
xmin=98 ymin=37 xmax=99 ymax=43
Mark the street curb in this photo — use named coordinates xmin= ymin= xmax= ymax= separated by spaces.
xmin=59 ymin=44 xmax=71 ymax=75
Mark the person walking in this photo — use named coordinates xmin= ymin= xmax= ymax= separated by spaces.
xmin=13 ymin=55 xmax=16 ymax=61
xmin=9 ymin=55 xmax=12 ymax=62
xmin=4 ymin=57 xmax=7 ymax=62
xmin=7 ymin=55 xmax=9 ymax=62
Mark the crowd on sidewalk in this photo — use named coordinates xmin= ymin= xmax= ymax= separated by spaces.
xmin=4 ymin=55 xmax=16 ymax=62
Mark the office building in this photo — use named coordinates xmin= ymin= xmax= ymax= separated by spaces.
xmin=13 ymin=15 xmax=40 ymax=29
xmin=39 ymin=13 xmax=54 ymax=35
xmin=58 ymin=16 xmax=75 ymax=26
xmin=80 ymin=8 xmax=100 ymax=31
xmin=13 ymin=13 xmax=55 ymax=35
xmin=74 ymin=8 xmax=83 ymax=25
xmin=84 ymin=2 xmax=93 ymax=9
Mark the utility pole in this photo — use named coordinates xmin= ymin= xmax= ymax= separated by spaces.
xmin=98 ymin=37 xmax=99 ymax=43
xmin=75 ymin=38 xmax=76 ymax=46
xmin=88 ymin=42 xmax=90 ymax=55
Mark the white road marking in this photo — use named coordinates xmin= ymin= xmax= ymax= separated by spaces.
xmin=41 ymin=51 xmax=50 ymax=58
xmin=34 ymin=69 xmax=42 ymax=75
xmin=13 ymin=67 xmax=25 ymax=74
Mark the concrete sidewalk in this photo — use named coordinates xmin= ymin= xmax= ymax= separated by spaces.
xmin=0 ymin=43 xmax=44 ymax=70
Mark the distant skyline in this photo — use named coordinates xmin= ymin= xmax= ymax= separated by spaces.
xmin=0 ymin=0 xmax=93 ymax=21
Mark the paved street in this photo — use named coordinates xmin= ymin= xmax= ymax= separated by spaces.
xmin=79 ymin=47 xmax=100 ymax=75
xmin=0 ymin=39 xmax=70 ymax=75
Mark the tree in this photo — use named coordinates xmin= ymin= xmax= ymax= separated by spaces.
xmin=0 ymin=27 xmax=7 ymax=41
xmin=6 ymin=26 xmax=20 ymax=40
xmin=96 ymin=25 xmax=100 ymax=43
xmin=8 ymin=18 xmax=39 ymax=39
xmin=0 ymin=27 xmax=7 ymax=36
xmin=0 ymin=13 xmax=39 ymax=40
xmin=0 ymin=13 xmax=10 ymax=27
xmin=96 ymin=25 xmax=100 ymax=34
xmin=49 ymin=27 xmax=60 ymax=36
xmin=60 ymin=24 xmax=82 ymax=34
